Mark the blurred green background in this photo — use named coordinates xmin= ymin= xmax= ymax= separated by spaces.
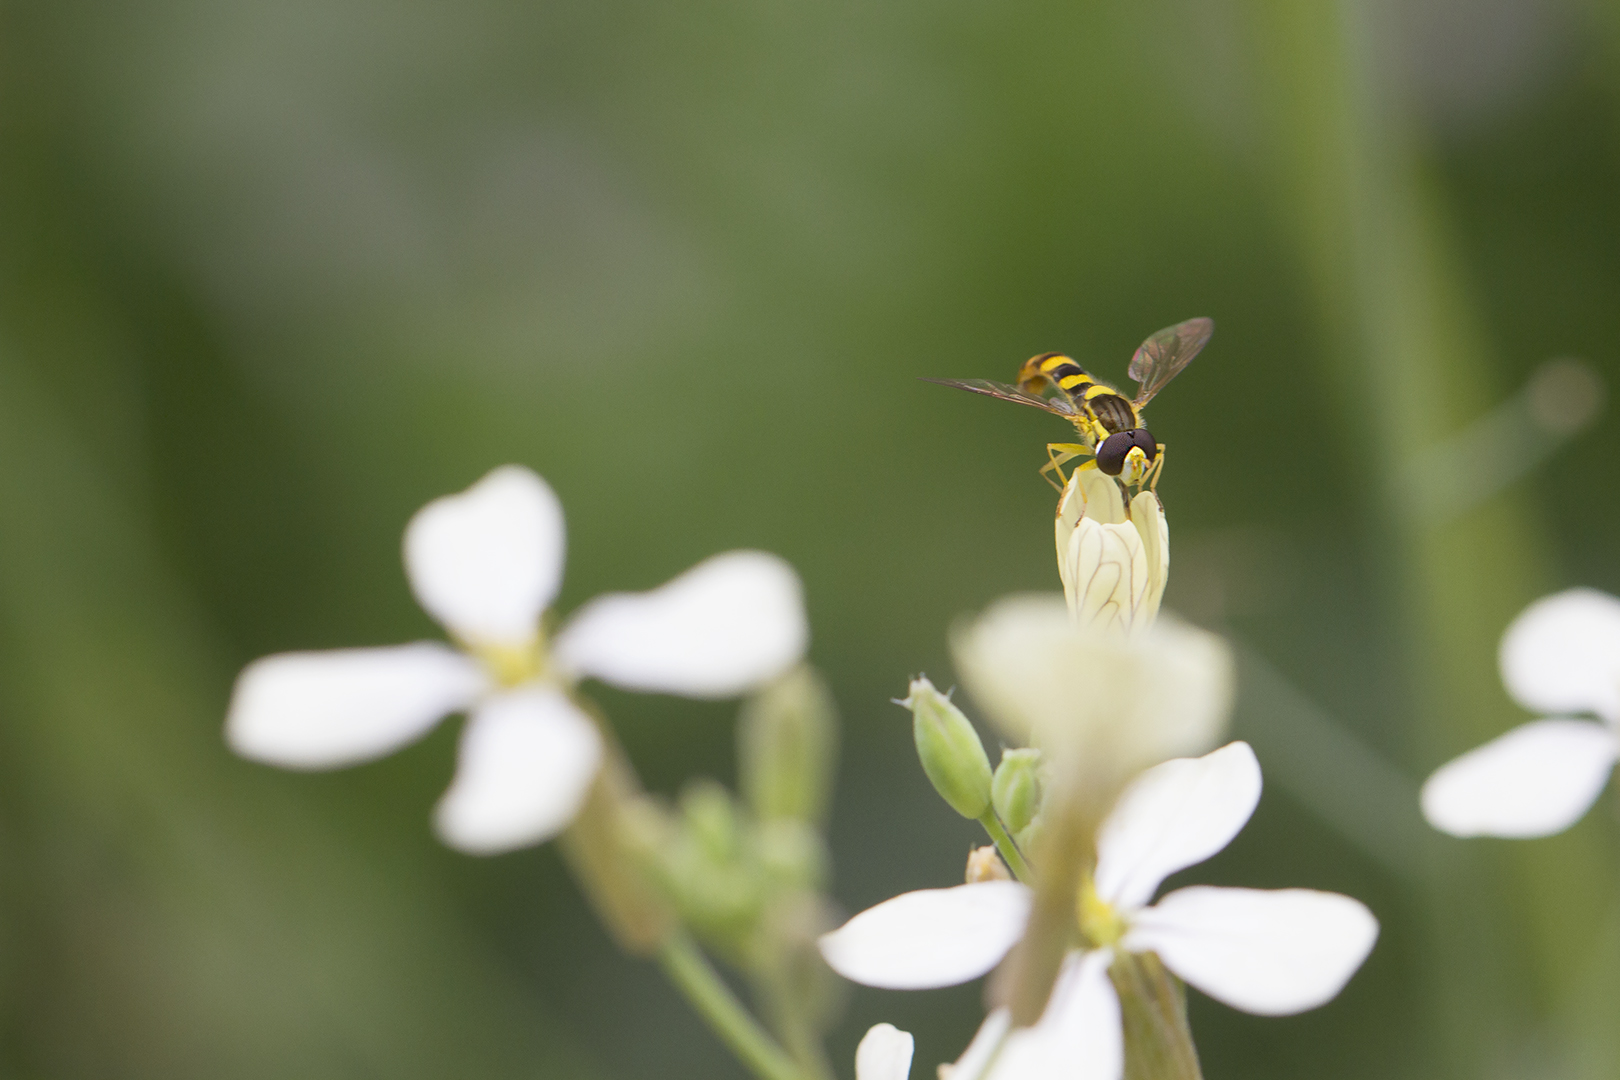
xmin=2 ymin=0 xmax=1619 ymax=1076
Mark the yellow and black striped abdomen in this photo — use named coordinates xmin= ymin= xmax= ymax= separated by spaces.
xmin=1017 ymin=352 xmax=1094 ymax=397
xmin=1017 ymin=352 xmax=1140 ymax=435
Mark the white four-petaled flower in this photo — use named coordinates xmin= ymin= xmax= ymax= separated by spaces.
xmin=1422 ymin=588 xmax=1620 ymax=838
xmin=818 ymin=742 xmax=1379 ymax=1080
xmin=227 ymin=465 xmax=808 ymax=854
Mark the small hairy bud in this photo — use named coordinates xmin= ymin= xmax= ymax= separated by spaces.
xmin=903 ymin=676 xmax=994 ymax=820
xmin=991 ymin=748 xmax=1043 ymax=834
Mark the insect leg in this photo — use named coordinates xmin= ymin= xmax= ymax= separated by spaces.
xmin=1041 ymin=442 xmax=1093 ymax=492
xmin=1144 ymin=443 xmax=1167 ymax=493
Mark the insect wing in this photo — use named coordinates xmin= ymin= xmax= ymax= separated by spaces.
xmin=1127 ymin=317 xmax=1213 ymax=407
xmin=921 ymin=377 xmax=1078 ymax=417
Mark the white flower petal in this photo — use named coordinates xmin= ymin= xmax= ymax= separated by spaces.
xmin=855 ymin=1024 xmax=914 ymax=1080
xmin=817 ymin=882 xmax=1032 ymax=989
xmin=1130 ymin=491 xmax=1168 ymax=627
xmin=1075 ymin=468 xmax=1128 ymax=525
xmin=404 ymin=466 xmax=565 ymax=646
xmin=1500 ymin=588 xmax=1620 ymax=722
xmin=952 ymin=596 xmax=1232 ymax=782
xmin=226 ymin=644 xmax=483 ymax=768
xmin=433 ymin=687 xmax=602 ymax=854
xmin=1125 ymin=886 xmax=1378 ymax=1016
xmin=1064 ymin=521 xmax=1151 ymax=635
xmin=944 ymin=1009 xmax=1012 ymax=1080
xmin=987 ymin=950 xmax=1122 ymax=1080
xmin=1095 ymin=742 xmax=1261 ymax=910
xmin=1420 ymin=719 xmax=1618 ymax=838
xmin=554 ymin=551 xmax=807 ymax=698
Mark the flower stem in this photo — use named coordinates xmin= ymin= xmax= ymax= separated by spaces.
xmin=657 ymin=930 xmax=806 ymax=1080
xmin=1112 ymin=951 xmax=1203 ymax=1080
xmin=977 ymin=809 xmax=1034 ymax=884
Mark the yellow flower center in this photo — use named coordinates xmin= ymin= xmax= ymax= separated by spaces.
xmin=1076 ymin=876 xmax=1126 ymax=948
xmin=472 ymin=638 xmax=548 ymax=688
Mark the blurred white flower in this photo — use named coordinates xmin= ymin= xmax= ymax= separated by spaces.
xmin=855 ymin=1023 xmax=914 ymax=1080
xmin=952 ymin=595 xmax=1232 ymax=788
xmin=819 ymin=743 xmax=1379 ymax=1080
xmin=1055 ymin=469 xmax=1167 ymax=634
xmin=227 ymin=465 xmax=807 ymax=854
xmin=1422 ymin=588 xmax=1620 ymax=838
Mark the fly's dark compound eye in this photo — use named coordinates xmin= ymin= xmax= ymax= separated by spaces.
xmin=1096 ymin=431 xmax=1135 ymax=475
xmin=1097 ymin=429 xmax=1158 ymax=476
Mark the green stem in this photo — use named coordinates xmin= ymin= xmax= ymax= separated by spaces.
xmin=977 ymin=810 xmax=1034 ymax=884
xmin=1112 ymin=951 xmax=1203 ymax=1080
xmin=755 ymin=970 xmax=837 ymax=1080
xmin=657 ymin=931 xmax=805 ymax=1080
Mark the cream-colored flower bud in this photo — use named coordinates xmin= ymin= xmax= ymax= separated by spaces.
xmin=964 ymin=845 xmax=1013 ymax=883
xmin=1055 ymin=468 xmax=1168 ymax=634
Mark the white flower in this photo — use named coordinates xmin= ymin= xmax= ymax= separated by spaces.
xmin=1055 ymin=468 xmax=1167 ymax=634
xmin=227 ymin=465 xmax=808 ymax=854
xmin=855 ymin=1024 xmax=915 ymax=1080
xmin=818 ymin=743 xmax=1379 ymax=1080
xmin=951 ymin=594 xmax=1232 ymax=787
xmin=1422 ymin=588 xmax=1620 ymax=838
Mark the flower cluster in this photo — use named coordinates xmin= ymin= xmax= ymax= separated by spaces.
xmin=821 ymin=742 xmax=1379 ymax=1080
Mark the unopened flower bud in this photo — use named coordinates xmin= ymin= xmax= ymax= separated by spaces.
xmin=757 ymin=819 xmax=829 ymax=891
xmin=991 ymin=748 xmax=1042 ymax=834
xmin=965 ymin=845 xmax=1012 ymax=883
xmin=1055 ymin=468 xmax=1168 ymax=634
xmin=738 ymin=664 xmax=839 ymax=824
xmin=903 ymin=676 xmax=993 ymax=819
xmin=680 ymin=779 xmax=741 ymax=863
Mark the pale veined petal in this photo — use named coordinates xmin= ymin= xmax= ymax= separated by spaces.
xmin=1076 ymin=467 xmax=1128 ymax=525
xmin=1094 ymin=742 xmax=1261 ymax=911
xmin=855 ymin=1024 xmax=914 ymax=1080
xmin=404 ymin=466 xmax=565 ymax=647
xmin=433 ymin=687 xmax=602 ymax=854
xmin=1500 ymin=588 xmax=1620 ymax=722
xmin=1066 ymin=521 xmax=1150 ymax=634
xmin=1125 ymin=886 xmax=1378 ymax=1015
xmin=1420 ymin=719 xmax=1618 ymax=838
xmin=987 ymin=950 xmax=1122 ymax=1080
xmin=554 ymin=551 xmax=808 ymax=698
xmin=227 ymin=644 xmax=484 ymax=768
xmin=1129 ymin=491 xmax=1168 ymax=627
xmin=817 ymin=882 xmax=1032 ymax=989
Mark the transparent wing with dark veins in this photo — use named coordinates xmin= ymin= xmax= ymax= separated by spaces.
xmin=921 ymin=378 xmax=1078 ymax=417
xmin=1127 ymin=317 xmax=1214 ymax=408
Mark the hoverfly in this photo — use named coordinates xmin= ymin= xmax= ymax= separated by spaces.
xmin=926 ymin=317 xmax=1213 ymax=493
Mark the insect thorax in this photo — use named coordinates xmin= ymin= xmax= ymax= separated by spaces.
xmin=1082 ymin=388 xmax=1139 ymax=435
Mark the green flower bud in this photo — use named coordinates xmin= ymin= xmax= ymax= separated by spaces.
xmin=756 ymin=819 xmax=829 ymax=892
xmin=680 ymin=778 xmax=741 ymax=863
xmin=904 ymin=675 xmax=993 ymax=819
xmin=738 ymin=664 xmax=840 ymax=824
xmin=992 ymin=748 xmax=1043 ymax=834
